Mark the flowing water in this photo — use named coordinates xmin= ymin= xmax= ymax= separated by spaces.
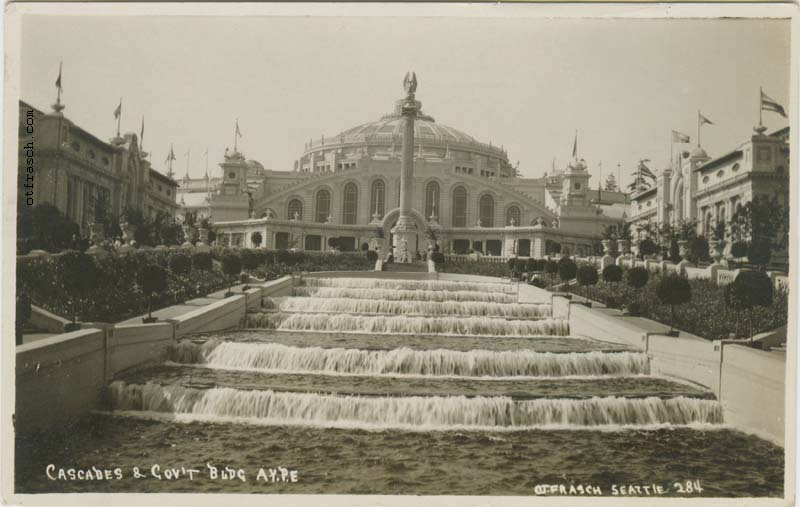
xmin=15 ymin=276 xmax=784 ymax=496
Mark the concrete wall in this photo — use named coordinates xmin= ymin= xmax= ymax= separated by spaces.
xmin=720 ymin=345 xmax=785 ymax=446
xmin=568 ymin=303 xmax=648 ymax=350
xmin=29 ymin=305 xmax=70 ymax=334
xmin=648 ymin=335 xmax=721 ymax=393
xmin=15 ymin=276 xmax=295 ymax=435
xmin=16 ymin=329 xmax=106 ymax=434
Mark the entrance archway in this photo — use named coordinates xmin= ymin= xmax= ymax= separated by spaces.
xmin=379 ymin=207 xmax=431 ymax=258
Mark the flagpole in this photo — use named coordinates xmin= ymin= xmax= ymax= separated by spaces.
xmin=697 ymin=110 xmax=700 ymax=148
xmin=56 ymin=62 xmax=62 ymax=104
xmin=116 ymin=98 xmax=122 ymax=138
xmin=670 ymin=131 xmax=673 ymax=169
xmin=234 ymin=120 xmax=238 ymax=152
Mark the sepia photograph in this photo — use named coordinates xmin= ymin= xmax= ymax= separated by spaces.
xmin=2 ymin=4 xmax=797 ymax=506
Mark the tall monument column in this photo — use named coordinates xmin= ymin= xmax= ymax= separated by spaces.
xmin=392 ymin=71 xmax=420 ymax=263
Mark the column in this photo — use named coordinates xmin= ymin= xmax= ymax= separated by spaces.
xmin=391 ymin=71 xmax=420 ymax=263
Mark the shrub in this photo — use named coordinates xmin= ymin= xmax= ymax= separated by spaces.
xmin=59 ymin=251 xmax=100 ymax=324
xmin=686 ymin=236 xmax=710 ymax=264
xmin=530 ymin=275 xmax=547 ymax=289
xmin=169 ymin=253 xmax=192 ymax=277
xmin=191 ymin=252 xmax=213 ymax=271
xmin=655 ymin=274 xmax=692 ymax=333
xmin=240 ymin=249 xmax=262 ymax=271
xmin=725 ymin=270 xmax=773 ymax=311
xmin=731 ymin=241 xmax=748 ymax=259
xmin=747 ymin=241 xmax=772 ymax=268
xmin=17 ymin=204 xmax=81 ymax=254
xmin=366 ymin=250 xmax=379 ymax=263
xmin=360 ymin=242 xmax=370 ymax=252
xmin=327 ymin=237 xmax=340 ymax=250
xmin=602 ymin=264 xmax=623 ymax=283
xmin=250 ymin=231 xmax=263 ymax=248
xmin=137 ymin=264 xmax=167 ymax=321
xmin=507 ymin=257 xmax=518 ymax=271
xmin=557 ymin=257 xmax=577 ymax=282
xmin=668 ymin=240 xmax=681 ymax=263
xmin=525 ymin=258 xmax=537 ymax=272
xmin=431 ymin=252 xmax=445 ymax=265
xmin=626 ymin=266 xmax=649 ymax=289
xmin=221 ymin=253 xmax=243 ymax=295
xmin=576 ymin=265 xmax=599 ymax=301
xmin=544 ymin=260 xmax=559 ymax=274
xmin=638 ymin=238 xmax=658 ymax=257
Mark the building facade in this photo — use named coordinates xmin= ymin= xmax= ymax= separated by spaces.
xmin=205 ymin=84 xmax=625 ymax=258
xmin=628 ymin=127 xmax=790 ymax=266
xmin=18 ymin=100 xmax=179 ymax=233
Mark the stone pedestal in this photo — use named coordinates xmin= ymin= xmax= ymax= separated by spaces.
xmin=601 ymin=254 xmax=616 ymax=269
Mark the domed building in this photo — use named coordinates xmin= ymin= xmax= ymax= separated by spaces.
xmin=199 ymin=77 xmax=625 ymax=258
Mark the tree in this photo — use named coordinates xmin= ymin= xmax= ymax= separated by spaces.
xmin=221 ymin=253 xmax=242 ymax=296
xmin=686 ymin=236 xmax=710 ymax=264
xmin=59 ymin=251 xmax=100 ymax=326
xmin=602 ymin=264 xmax=623 ymax=283
xmin=655 ymin=274 xmax=692 ymax=334
xmin=544 ymin=259 xmax=559 ymax=275
xmin=638 ymin=238 xmax=658 ymax=258
xmin=557 ymin=257 xmax=577 ymax=282
xmin=430 ymin=252 xmax=445 ymax=265
xmin=137 ymin=264 xmax=168 ymax=323
xmin=724 ymin=270 xmax=774 ymax=341
xmin=604 ymin=173 xmax=618 ymax=192
xmin=360 ymin=242 xmax=370 ymax=252
xmin=251 ymin=231 xmax=263 ymax=248
xmin=576 ymin=264 xmax=599 ymax=303
xmin=625 ymin=267 xmax=649 ymax=316
xmin=747 ymin=241 xmax=772 ymax=270
xmin=731 ymin=241 xmax=749 ymax=259
xmin=17 ymin=204 xmax=81 ymax=254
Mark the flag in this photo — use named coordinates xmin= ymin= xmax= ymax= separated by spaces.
xmin=55 ymin=62 xmax=62 ymax=91
xmin=114 ymin=99 xmax=122 ymax=119
xmin=639 ymin=162 xmax=656 ymax=179
xmin=165 ymin=145 xmax=176 ymax=163
xmin=761 ymin=90 xmax=787 ymax=118
xmin=698 ymin=111 xmax=713 ymax=126
xmin=571 ymin=131 xmax=577 ymax=158
xmin=235 ymin=120 xmax=243 ymax=138
xmin=671 ymin=130 xmax=690 ymax=143
xmin=140 ymin=117 xmax=144 ymax=146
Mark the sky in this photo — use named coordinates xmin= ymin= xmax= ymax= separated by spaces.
xmin=20 ymin=16 xmax=791 ymax=190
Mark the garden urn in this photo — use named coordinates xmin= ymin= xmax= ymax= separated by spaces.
xmin=181 ymin=225 xmax=196 ymax=248
xmin=617 ymin=239 xmax=631 ymax=255
xmin=601 ymin=239 xmax=614 ymax=255
xmin=677 ymin=240 xmax=690 ymax=259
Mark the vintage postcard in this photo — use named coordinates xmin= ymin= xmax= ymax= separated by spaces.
xmin=2 ymin=3 xmax=797 ymax=506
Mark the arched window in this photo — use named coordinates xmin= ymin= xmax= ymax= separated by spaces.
xmin=479 ymin=194 xmax=494 ymax=227
xmin=370 ymin=180 xmax=385 ymax=219
xmin=342 ymin=183 xmax=358 ymax=225
xmin=287 ymin=199 xmax=303 ymax=220
xmin=315 ymin=189 xmax=331 ymax=223
xmin=452 ymin=186 xmax=467 ymax=227
xmin=506 ymin=205 xmax=520 ymax=226
xmin=424 ymin=181 xmax=440 ymax=220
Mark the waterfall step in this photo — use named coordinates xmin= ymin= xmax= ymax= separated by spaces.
xmin=244 ymin=312 xmax=569 ymax=337
xmin=293 ymin=286 xmax=518 ymax=303
xmin=123 ymin=365 xmax=715 ymax=400
xmin=383 ymin=261 xmax=429 ymax=272
xmin=167 ymin=341 xmax=649 ymax=378
xmin=181 ymin=330 xmax=633 ymax=353
xmin=109 ymin=381 xmax=723 ymax=430
xmin=263 ymin=297 xmax=552 ymax=319
xmin=300 ymin=277 xmax=515 ymax=293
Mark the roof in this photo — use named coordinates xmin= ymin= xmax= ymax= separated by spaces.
xmin=631 ymin=186 xmax=656 ymax=200
xmin=694 ymin=150 xmax=743 ymax=173
xmin=150 ymin=168 xmax=179 ymax=187
xmin=20 ymin=99 xmax=118 ymax=152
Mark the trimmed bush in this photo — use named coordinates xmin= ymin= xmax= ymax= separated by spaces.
xmin=544 ymin=260 xmax=559 ymax=274
xmin=725 ymin=270 xmax=773 ymax=310
xmin=221 ymin=253 xmax=243 ymax=295
xmin=530 ymin=275 xmax=547 ymax=289
xmin=576 ymin=265 xmax=599 ymax=302
xmin=360 ymin=242 xmax=370 ymax=252
xmin=626 ymin=266 xmax=649 ymax=289
xmin=169 ymin=252 xmax=192 ymax=277
xmin=507 ymin=257 xmax=518 ymax=271
xmin=655 ymin=274 xmax=692 ymax=333
xmin=137 ymin=264 xmax=167 ymax=321
xmin=240 ymin=249 xmax=263 ymax=271
xmin=430 ymin=252 xmax=445 ymax=265
xmin=668 ymin=240 xmax=681 ymax=263
xmin=687 ymin=236 xmax=710 ymax=264
xmin=557 ymin=257 xmax=577 ymax=282
xmin=747 ymin=241 xmax=772 ymax=268
xmin=602 ymin=264 xmax=623 ymax=283
xmin=16 ymin=293 xmax=32 ymax=345
xmin=638 ymin=238 xmax=658 ymax=257
xmin=366 ymin=250 xmax=379 ymax=263
xmin=731 ymin=241 xmax=748 ymax=259
xmin=191 ymin=252 xmax=213 ymax=271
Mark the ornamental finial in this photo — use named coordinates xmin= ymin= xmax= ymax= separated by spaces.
xmin=403 ymin=71 xmax=417 ymax=97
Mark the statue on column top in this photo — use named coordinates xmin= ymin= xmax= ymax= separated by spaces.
xmin=403 ymin=72 xmax=417 ymax=97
